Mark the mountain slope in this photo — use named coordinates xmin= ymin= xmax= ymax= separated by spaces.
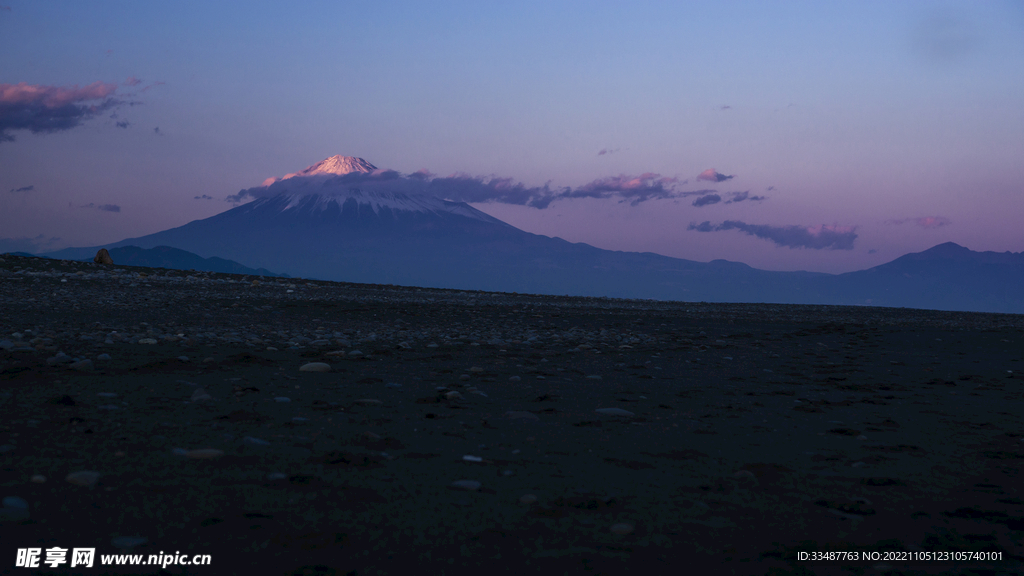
xmin=43 ymin=157 xmax=1024 ymax=313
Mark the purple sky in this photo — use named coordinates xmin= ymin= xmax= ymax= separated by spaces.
xmin=2 ymin=1 xmax=1023 ymax=273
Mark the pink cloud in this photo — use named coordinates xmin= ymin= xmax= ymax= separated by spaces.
xmin=697 ymin=168 xmax=734 ymax=182
xmin=124 ymin=76 xmax=142 ymax=86
xmin=0 ymin=81 xmax=118 ymax=108
xmin=886 ymin=216 xmax=951 ymax=228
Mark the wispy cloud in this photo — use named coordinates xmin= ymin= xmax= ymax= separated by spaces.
xmin=123 ymin=76 xmax=142 ymax=86
xmin=886 ymin=216 xmax=951 ymax=228
xmin=0 ymin=5 xmax=11 ymax=11
xmin=688 ymin=220 xmax=857 ymax=250
xmin=696 ymin=168 xmax=734 ymax=183
xmin=73 ymin=202 xmax=121 ymax=213
xmin=115 ymin=120 xmax=130 ymax=129
xmin=9 ymin=185 xmax=33 ymax=193
xmin=597 ymin=148 xmax=621 ymax=156
xmin=692 ymin=194 xmax=721 ymax=207
xmin=0 ymin=81 xmax=122 ymax=142
xmin=724 ymin=191 xmax=765 ymax=204
xmin=194 ymin=194 xmax=214 ymax=200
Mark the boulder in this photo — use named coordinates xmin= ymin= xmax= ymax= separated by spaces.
xmin=93 ymin=248 xmax=113 ymax=265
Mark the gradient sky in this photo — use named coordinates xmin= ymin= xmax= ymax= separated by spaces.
xmin=2 ymin=1 xmax=1023 ymax=273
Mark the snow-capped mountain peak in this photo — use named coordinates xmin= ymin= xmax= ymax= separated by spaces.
xmin=261 ymin=156 xmax=378 ymax=186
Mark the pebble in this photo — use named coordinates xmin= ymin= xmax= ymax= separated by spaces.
xmin=66 ymin=471 xmax=101 ymax=487
xmin=30 ymin=475 xmax=46 ymax=483
xmin=506 ymin=411 xmax=539 ymax=421
xmin=469 ymin=367 xmax=484 ymax=372
xmin=610 ymin=523 xmax=635 ymax=535
xmin=138 ymin=338 xmax=158 ymax=345
xmin=386 ymin=382 xmax=402 ymax=388
xmin=299 ymin=362 xmax=331 ymax=372
xmin=190 ymin=388 xmax=212 ymax=402
xmin=176 ymin=356 xmax=189 ymax=362
xmin=291 ymin=417 xmax=307 ymax=423
xmin=508 ymin=376 xmax=522 ymax=382
xmin=97 ymin=392 xmax=117 ymax=398
xmin=519 ymin=494 xmax=538 ymax=505
xmin=444 ymin=391 xmax=463 ymax=400
xmin=267 ymin=472 xmax=287 ymax=481
xmin=243 ymin=436 xmax=271 ymax=447
xmin=0 ymin=496 xmax=29 ymax=522
xmin=96 ymin=353 xmax=112 ymax=361
xmin=733 ymin=470 xmax=757 ymax=481
xmin=450 ymin=480 xmax=481 ymax=491
xmin=462 ymin=455 xmax=483 ymax=462
xmin=595 ymin=408 xmax=635 ymax=417
xmin=69 ymin=359 xmax=94 ymax=371
xmin=348 ymin=350 xmax=364 ymax=357
xmin=185 ymin=449 xmax=224 ymax=459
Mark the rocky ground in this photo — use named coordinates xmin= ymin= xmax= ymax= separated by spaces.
xmin=1 ymin=253 xmax=1023 ymax=575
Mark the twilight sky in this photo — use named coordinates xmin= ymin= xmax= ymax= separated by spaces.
xmin=2 ymin=1 xmax=1023 ymax=273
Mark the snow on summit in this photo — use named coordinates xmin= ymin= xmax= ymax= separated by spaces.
xmin=237 ymin=156 xmax=504 ymax=224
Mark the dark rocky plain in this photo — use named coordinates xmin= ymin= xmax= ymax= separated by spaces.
xmin=1 ymin=253 xmax=1023 ymax=575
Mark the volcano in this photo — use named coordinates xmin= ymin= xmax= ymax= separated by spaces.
xmin=43 ymin=156 xmax=1024 ymax=312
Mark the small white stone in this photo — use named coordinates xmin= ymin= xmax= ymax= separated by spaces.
xmin=462 ymin=455 xmax=483 ymax=462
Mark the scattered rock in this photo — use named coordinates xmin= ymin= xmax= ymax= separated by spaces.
xmin=69 ymin=359 xmax=94 ymax=371
xmin=610 ymin=523 xmax=634 ymax=535
xmin=66 ymin=471 xmax=101 ymax=487
xmin=595 ymin=408 xmax=635 ymax=417
xmin=191 ymin=388 xmax=212 ymax=402
xmin=506 ymin=411 xmax=539 ymax=421
xmin=138 ymin=338 xmax=158 ymax=345
xmin=519 ymin=494 xmax=538 ymax=505
xmin=299 ymin=362 xmax=331 ymax=372
xmin=450 ymin=480 xmax=481 ymax=491
xmin=185 ymin=449 xmax=224 ymax=459
xmin=30 ymin=475 xmax=45 ymax=483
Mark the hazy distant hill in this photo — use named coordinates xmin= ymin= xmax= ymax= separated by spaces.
xmin=30 ymin=245 xmax=287 ymax=277
xmin=43 ymin=156 xmax=1024 ymax=314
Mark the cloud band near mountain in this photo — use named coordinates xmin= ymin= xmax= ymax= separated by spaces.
xmin=688 ymin=220 xmax=857 ymax=250
xmin=228 ymin=169 xmax=734 ymax=209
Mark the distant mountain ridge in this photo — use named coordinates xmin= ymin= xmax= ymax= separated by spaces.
xmin=42 ymin=156 xmax=1024 ymax=314
xmin=19 ymin=245 xmax=287 ymax=277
